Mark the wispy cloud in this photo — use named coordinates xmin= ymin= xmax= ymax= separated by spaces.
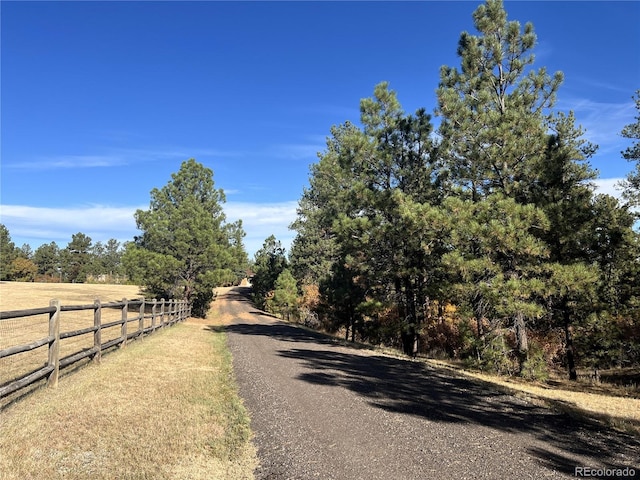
xmin=0 ymin=200 xmax=300 ymax=257
xmin=556 ymin=96 xmax=635 ymax=154
xmin=6 ymin=154 xmax=128 ymax=170
xmin=0 ymin=204 xmax=143 ymax=247
xmin=224 ymin=200 xmax=298 ymax=257
xmin=592 ymin=177 xmax=625 ymax=199
xmin=4 ymin=146 xmax=245 ymax=171
xmin=271 ymin=143 xmax=323 ymax=161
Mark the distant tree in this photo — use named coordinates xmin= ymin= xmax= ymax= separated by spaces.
xmin=621 ymin=90 xmax=640 ymax=208
xmin=0 ymin=224 xmax=17 ymax=281
xmin=62 ymin=232 xmax=93 ymax=282
xmin=272 ymin=269 xmax=298 ymax=320
xmin=10 ymin=257 xmax=37 ymax=282
xmin=225 ymin=220 xmax=250 ymax=284
xmin=123 ymin=159 xmax=241 ymax=317
xmin=252 ymin=235 xmax=288 ymax=309
xmin=34 ymin=242 xmax=61 ymax=279
xmin=18 ymin=243 xmax=33 ymax=259
xmin=89 ymin=241 xmax=107 ymax=277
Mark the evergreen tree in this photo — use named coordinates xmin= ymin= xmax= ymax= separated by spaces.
xmin=123 ymin=159 xmax=241 ymax=317
xmin=272 ymin=269 xmax=298 ymax=320
xmin=251 ymin=235 xmax=288 ymax=309
xmin=63 ymin=232 xmax=93 ymax=283
xmin=621 ymin=90 xmax=640 ymax=208
xmin=224 ymin=220 xmax=250 ymax=284
xmin=442 ymin=194 xmax=550 ymax=370
xmin=436 ymin=0 xmax=562 ymax=202
xmin=526 ymin=112 xmax=600 ymax=379
xmin=33 ymin=242 xmax=61 ymax=279
xmin=0 ymin=224 xmax=17 ymax=281
xmin=435 ymin=0 xmax=581 ymax=371
xmin=289 ymin=122 xmax=363 ymax=288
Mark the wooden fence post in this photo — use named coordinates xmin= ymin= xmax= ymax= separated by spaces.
xmin=151 ymin=299 xmax=157 ymax=332
xmin=121 ymin=298 xmax=128 ymax=348
xmin=160 ymin=298 xmax=165 ymax=328
xmin=138 ymin=299 xmax=145 ymax=339
xmin=47 ymin=299 xmax=61 ymax=388
xmin=93 ymin=298 xmax=102 ymax=363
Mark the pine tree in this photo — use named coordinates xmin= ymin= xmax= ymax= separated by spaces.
xmin=123 ymin=159 xmax=241 ymax=317
xmin=436 ymin=0 xmax=562 ymax=201
xmin=63 ymin=232 xmax=93 ymax=283
xmin=272 ymin=269 xmax=299 ymax=320
xmin=252 ymin=235 xmax=288 ymax=309
xmin=435 ymin=0 xmax=575 ymax=371
xmin=33 ymin=242 xmax=61 ymax=278
xmin=0 ymin=224 xmax=17 ymax=281
xmin=621 ymin=90 xmax=640 ymax=208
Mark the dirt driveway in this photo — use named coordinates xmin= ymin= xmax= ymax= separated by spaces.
xmin=218 ymin=287 xmax=639 ymax=479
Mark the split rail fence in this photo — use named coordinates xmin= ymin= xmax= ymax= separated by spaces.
xmin=0 ymin=298 xmax=190 ymax=403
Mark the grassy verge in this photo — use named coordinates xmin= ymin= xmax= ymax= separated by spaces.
xmin=425 ymin=359 xmax=640 ymax=437
xmin=0 ymin=321 xmax=257 ymax=480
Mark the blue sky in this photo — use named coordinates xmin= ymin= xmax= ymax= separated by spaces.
xmin=2 ymin=1 xmax=639 ymax=258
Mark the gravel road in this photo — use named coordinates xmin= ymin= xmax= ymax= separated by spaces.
xmin=220 ymin=287 xmax=639 ymax=479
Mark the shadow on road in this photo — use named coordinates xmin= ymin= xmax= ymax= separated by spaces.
xmin=221 ymin=317 xmax=640 ymax=475
xmin=218 ymin=286 xmax=253 ymax=302
xmin=212 ymin=320 xmax=340 ymax=346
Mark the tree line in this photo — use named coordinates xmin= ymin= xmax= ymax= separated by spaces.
xmin=253 ymin=0 xmax=640 ymax=380
xmin=0 ymin=227 xmax=125 ymax=284
xmin=1 ymin=159 xmax=250 ymax=318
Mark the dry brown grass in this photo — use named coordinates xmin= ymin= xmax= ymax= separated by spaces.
xmin=1 ymin=282 xmax=147 ymax=394
xmin=0 ymin=318 xmax=257 ymax=479
xmin=427 ymin=359 xmax=640 ymax=436
xmin=0 ymin=281 xmax=144 ymax=311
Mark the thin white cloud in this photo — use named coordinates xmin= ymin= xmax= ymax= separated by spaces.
xmin=557 ymin=97 xmax=635 ymax=153
xmin=224 ymin=201 xmax=298 ymax=257
xmin=0 ymin=204 xmax=142 ymax=247
xmin=0 ymin=200 xmax=300 ymax=258
xmin=4 ymin=146 xmax=244 ymax=171
xmin=270 ymin=143 xmax=323 ymax=161
xmin=6 ymin=154 xmax=128 ymax=170
xmin=592 ymin=178 xmax=625 ymax=199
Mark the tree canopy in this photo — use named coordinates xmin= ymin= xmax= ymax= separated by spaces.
xmin=288 ymin=0 xmax=640 ymax=379
xmin=123 ymin=159 xmax=248 ymax=317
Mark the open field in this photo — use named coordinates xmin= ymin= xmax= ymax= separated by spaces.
xmin=1 ymin=282 xmax=146 ymax=403
xmin=0 ymin=281 xmax=144 ymax=311
xmin=0 ymin=318 xmax=257 ymax=479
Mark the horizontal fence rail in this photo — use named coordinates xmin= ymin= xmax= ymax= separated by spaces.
xmin=0 ymin=297 xmax=190 ymax=402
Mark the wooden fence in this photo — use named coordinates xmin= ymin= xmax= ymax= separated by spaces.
xmin=0 ymin=298 xmax=190 ymax=402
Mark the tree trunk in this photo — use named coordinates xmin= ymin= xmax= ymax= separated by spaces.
xmin=514 ymin=311 xmax=528 ymax=373
xmin=471 ymin=294 xmax=486 ymax=343
xmin=563 ymin=302 xmax=577 ymax=381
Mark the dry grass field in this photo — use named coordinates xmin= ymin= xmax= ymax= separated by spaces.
xmin=0 ymin=281 xmax=144 ymax=311
xmin=0 ymin=284 xmax=257 ymax=479
xmin=1 ymin=282 xmax=146 ymax=404
xmin=0 ymin=319 xmax=257 ymax=479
